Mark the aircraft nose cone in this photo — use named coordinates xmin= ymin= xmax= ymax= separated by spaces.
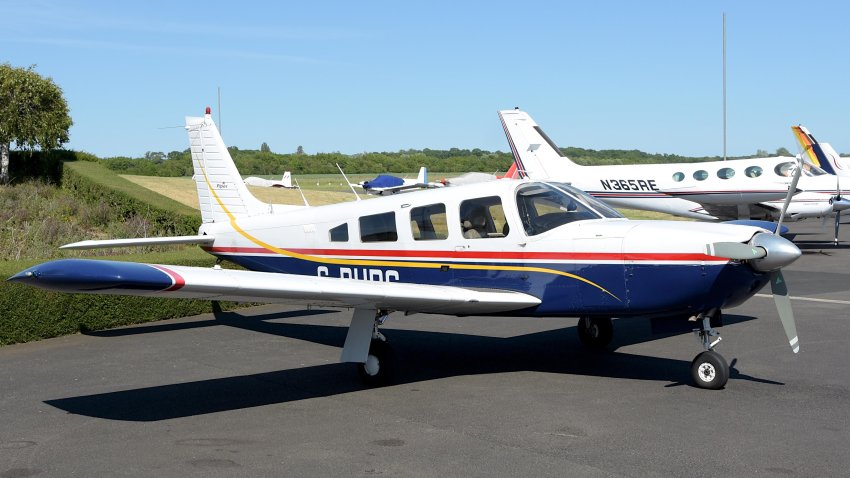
xmin=749 ymin=233 xmax=801 ymax=272
xmin=831 ymin=197 xmax=850 ymax=212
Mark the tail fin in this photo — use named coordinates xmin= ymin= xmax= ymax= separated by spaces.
xmin=498 ymin=109 xmax=579 ymax=179
xmin=281 ymin=171 xmax=292 ymax=188
xmin=416 ymin=166 xmax=427 ymax=184
xmin=791 ymin=125 xmax=848 ymax=176
xmin=186 ymin=109 xmax=270 ymax=223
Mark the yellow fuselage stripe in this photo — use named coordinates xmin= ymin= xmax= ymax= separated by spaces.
xmin=194 ymin=143 xmax=621 ymax=301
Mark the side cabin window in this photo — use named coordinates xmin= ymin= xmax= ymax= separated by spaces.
xmin=360 ymin=212 xmax=397 ymax=242
xmin=516 ymin=183 xmax=599 ymax=236
xmin=745 ymin=166 xmax=763 ymax=178
xmin=410 ymin=203 xmax=448 ymax=240
xmin=329 ymin=223 xmax=348 ymax=242
xmin=460 ymin=196 xmax=509 ymax=239
xmin=717 ymin=167 xmax=735 ymax=179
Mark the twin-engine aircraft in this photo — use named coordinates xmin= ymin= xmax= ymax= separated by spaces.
xmin=9 ymin=109 xmax=803 ymax=389
xmin=499 ymin=109 xmax=845 ymax=226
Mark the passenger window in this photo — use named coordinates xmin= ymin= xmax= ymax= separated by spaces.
xmin=717 ymin=167 xmax=735 ymax=179
xmin=459 ymin=196 xmax=509 ymax=239
xmin=693 ymin=170 xmax=709 ymax=181
xmin=745 ymin=166 xmax=763 ymax=178
xmin=672 ymin=172 xmax=685 ymax=182
xmin=775 ymin=162 xmax=795 ymax=177
xmin=329 ymin=223 xmax=348 ymax=242
xmin=360 ymin=212 xmax=397 ymax=242
xmin=410 ymin=203 xmax=448 ymax=240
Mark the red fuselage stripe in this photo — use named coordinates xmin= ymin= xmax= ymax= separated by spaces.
xmin=202 ymin=246 xmax=718 ymax=262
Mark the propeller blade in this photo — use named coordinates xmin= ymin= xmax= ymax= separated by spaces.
xmin=706 ymin=242 xmax=767 ymax=260
xmin=835 ymin=210 xmax=841 ymax=245
xmin=770 ymin=270 xmax=799 ymax=353
xmin=775 ymin=157 xmax=803 ymax=235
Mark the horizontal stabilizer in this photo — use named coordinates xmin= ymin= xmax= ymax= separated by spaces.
xmin=60 ymin=235 xmax=215 ymax=250
xmin=9 ymin=259 xmax=541 ymax=315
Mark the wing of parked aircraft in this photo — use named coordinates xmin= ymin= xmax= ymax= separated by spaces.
xmin=10 ymin=259 xmax=541 ymax=315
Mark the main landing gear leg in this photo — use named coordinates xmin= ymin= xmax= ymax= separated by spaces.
xmin=341 ymin=308 xmax=392 ymax=386
xmin=690 ymin=309 xmax=729 ymax=390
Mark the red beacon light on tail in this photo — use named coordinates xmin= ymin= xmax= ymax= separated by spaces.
xmin=205 ymin=106 xmax=211 ymax=115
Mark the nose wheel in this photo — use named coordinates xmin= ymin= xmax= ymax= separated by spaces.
xmin=691 ymin=350 xmax=729 ymax=390
xmin=691 ymin=310 xmax=729 ymax=389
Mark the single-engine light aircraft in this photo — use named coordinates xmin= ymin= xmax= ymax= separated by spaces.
xmin=499 ymin=109 xmax=844 ymax=225
xmin=355 ymin=166 xmax=444 ymax=195
xmin=9 ymin=108 xmax=803 ymax=390
xmin=244 ymin=170 xmax=296 ymax=188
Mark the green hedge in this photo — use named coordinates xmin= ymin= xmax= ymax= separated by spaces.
xmin=61 ymin=161 xmax=201 ymax=236
xmin=0 ymin=249 xmax=245 ymax=346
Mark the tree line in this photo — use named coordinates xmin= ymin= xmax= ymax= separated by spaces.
xmin=99 ymin=144 xmax=794 ymax=177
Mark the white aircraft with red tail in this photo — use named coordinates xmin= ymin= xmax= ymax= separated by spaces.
xmin=9 ymin=108 xmax=804 ymax=389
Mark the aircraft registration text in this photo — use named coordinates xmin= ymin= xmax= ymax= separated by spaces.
xmin=600 ymin=179 xmax=658 ymax=191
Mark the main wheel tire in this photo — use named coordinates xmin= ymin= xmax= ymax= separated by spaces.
xmin=356 ymin=339 xmax=392 ymax=387
xmin=691 ymin=350 xmax=729 ymax=390
xmin=577 ymin=317 xmax=613 ymax=349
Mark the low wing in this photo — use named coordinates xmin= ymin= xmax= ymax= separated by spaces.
xmin=9 ymin=259 xmax=540 ymax=315
xmin=656 ymin=183 xmax=793 ymax=205
xmin=60 ymin=235 xmax=215 ymax=250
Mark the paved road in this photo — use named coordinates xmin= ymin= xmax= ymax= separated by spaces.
xmin=1 ymin=220 xmax=849 ymax=477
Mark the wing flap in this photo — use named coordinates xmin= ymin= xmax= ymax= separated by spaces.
xmin=9 ymin=259 xmax=541 ymax=315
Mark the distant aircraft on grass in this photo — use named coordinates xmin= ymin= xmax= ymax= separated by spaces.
xmin=244 ymin=171 xmax=296 ymax=188
xmin=9 ymin=108 xmax=803 ymax=390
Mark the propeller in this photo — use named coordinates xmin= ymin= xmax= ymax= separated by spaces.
xmin=770 ymin=158 xmax=802 ymax=353
xmin=774 ymin=156 xmax=803 ymax=236
xmin=707 ymin=158 xmax=802 ymax=354
xmin=834 ymin=175 xmax=841 ymax=245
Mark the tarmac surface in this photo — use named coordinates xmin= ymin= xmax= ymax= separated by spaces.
xmin=1 ymin=220 xmax=849 ymax=477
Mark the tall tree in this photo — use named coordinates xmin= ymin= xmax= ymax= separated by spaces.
xmin=0 ymin=64 xmax=72 ymax=183
xmin=296 ymin=145 xmax=304 ymax=155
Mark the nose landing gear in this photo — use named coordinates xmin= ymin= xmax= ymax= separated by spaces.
xmin=690 ymin=310 xmax=729 ymax=390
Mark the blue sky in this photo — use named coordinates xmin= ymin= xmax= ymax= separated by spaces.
xmin=3 ymin=1 xmax=849 ymax=158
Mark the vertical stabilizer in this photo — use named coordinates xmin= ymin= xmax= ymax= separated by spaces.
xmin=416 ymin=166 xmax=427 ymax=184
xmin=186 ymin=109 xmax=270 ymax=223
xmin=498 ymin=109 xmax=578 ymax=179
xmin=282 ymin=171 xmax=292 ymax=188
xmin=792 ymin=125 xmax=849 ymax=177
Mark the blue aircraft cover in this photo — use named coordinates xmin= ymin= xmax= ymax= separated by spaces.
xmin=363 ymin=175 xmax=405 ymax=190
xmin=723 ymin=219 xmax=789 ymax=235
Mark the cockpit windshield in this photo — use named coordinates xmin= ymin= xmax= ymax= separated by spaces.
xmin=549 ymin=183 xmax=624 ymax=218
xmin=515 ymin=182 xmax=623 ymax=236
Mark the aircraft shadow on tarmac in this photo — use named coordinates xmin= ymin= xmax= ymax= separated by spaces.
xmin=48 ymin=310 xmax=781 ymax=422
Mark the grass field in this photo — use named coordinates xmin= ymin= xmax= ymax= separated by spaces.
xmin=121 ymin=173 xmax=688 ymax=221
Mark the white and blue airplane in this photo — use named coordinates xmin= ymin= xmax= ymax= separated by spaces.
xmin=356 ymin=166 xmax=444 ymax=195
xmin=499 ymin=109 xmax=846 ymax=225
xmin=8 ymin=108 xmax=804 ymax=390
